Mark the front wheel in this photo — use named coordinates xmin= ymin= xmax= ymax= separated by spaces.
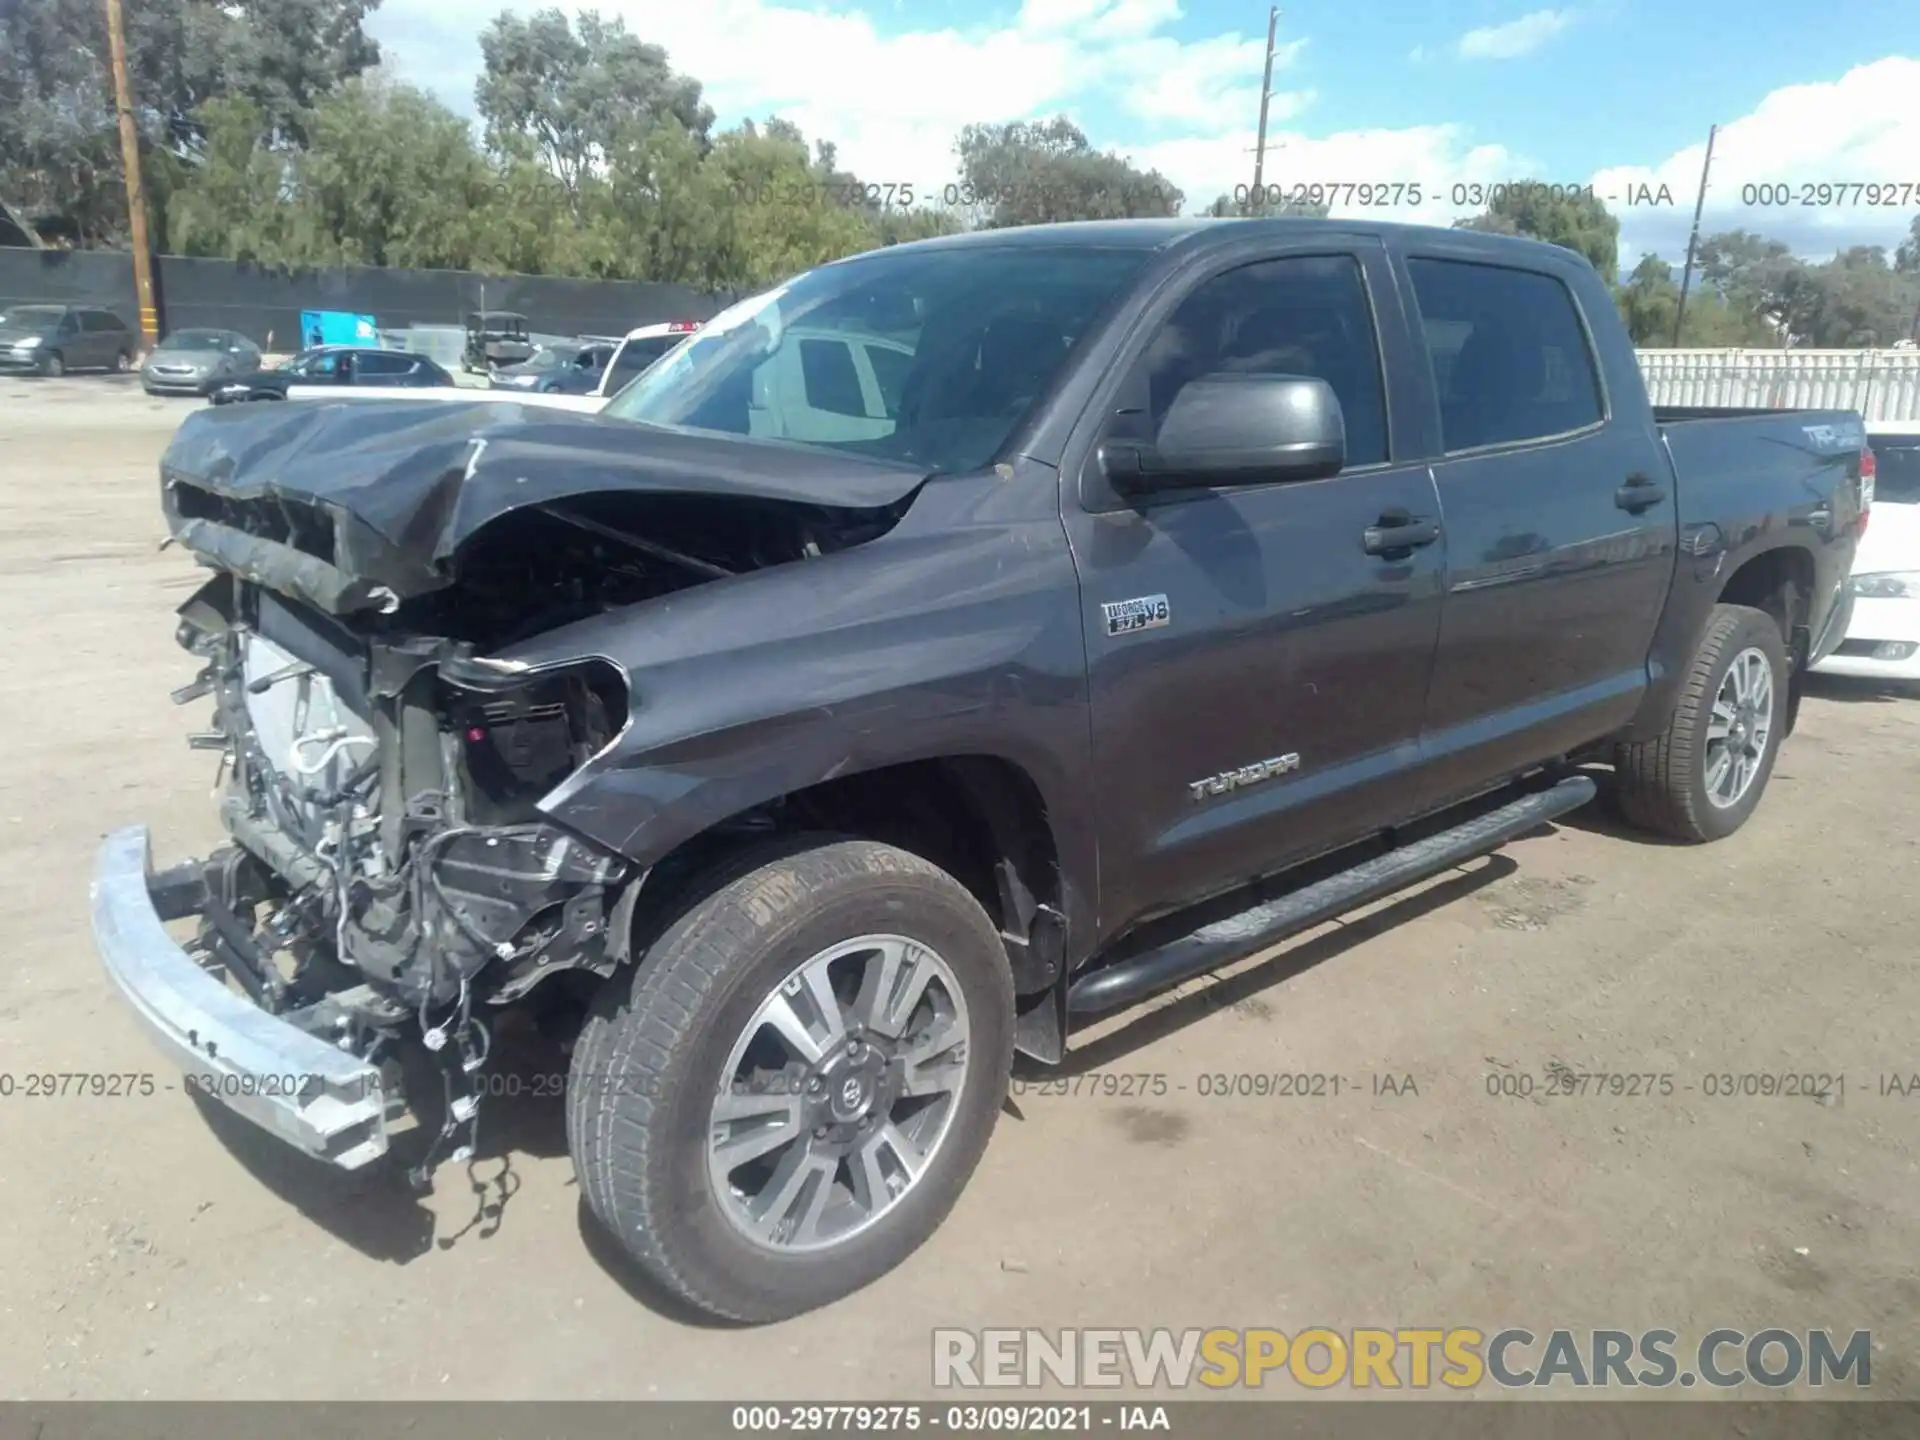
xmin=40 ymin=351 xmax=64 ymax=377
xmin=567 ymin=837 xmax=1014 ymax=1323
xmin=1615 ymin=603 xmax=1789 ymax=842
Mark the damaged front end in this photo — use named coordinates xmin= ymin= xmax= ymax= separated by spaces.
xmin=98 ymin=400 xmax=923 ymax=1181
xmin=163 ymin=570 xmax=638 ymax=1183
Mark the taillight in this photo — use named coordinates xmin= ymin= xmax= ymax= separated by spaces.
xmin=668 ymin=320 xmax=699 ymax=333
xmin=1859 ymin=444 xmax=1875 ymax=537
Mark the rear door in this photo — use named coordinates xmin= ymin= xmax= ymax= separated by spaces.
xmin=1063 ymin=241 xmax=1448 ymax=938
xmin=54 ymin=310 xmax=82 ymax=364
xmin=90 ymin=310 xmax=129 ymax=366
xmin=75 ymin=311 xmax=108 ymax=366
xmin=1397 ymin=247 xmax=1677 ymax=805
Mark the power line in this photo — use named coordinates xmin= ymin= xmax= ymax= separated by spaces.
xmin=1672 ymin=122 xmax=1718 ymax=348
xmin=1250 ymin=7 xmax=1280 ymax=205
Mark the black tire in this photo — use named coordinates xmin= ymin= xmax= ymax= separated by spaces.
xmin=1614 ymin=603 xmax=1789 ymax=842
xmin=113 ymin=350 xmax=132 ymax=373
xmin=567 ymin=836 xmax=1015 ymax=1323
xmin=40 ymin=351 xmax=64 ymax=378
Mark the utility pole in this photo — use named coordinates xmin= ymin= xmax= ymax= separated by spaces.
xmin=1671 ymin=122 xmax=1718 ymax=348
xmin=104 ymin=0 xmax=159 ymax=355
xmin=1250 ymin=7 xmax=1279 ymax=212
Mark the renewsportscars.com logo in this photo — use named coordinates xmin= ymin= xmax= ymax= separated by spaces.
xmin=932 ymin=1328 xmax=1874 ymax=1391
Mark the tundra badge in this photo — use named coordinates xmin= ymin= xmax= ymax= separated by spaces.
xmin=1102 ymin=594 xmax=1170 ymax=636
xmin=1189 ymin=754 xmax=1301 ymax=802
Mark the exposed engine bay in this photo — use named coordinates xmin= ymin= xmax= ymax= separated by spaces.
xmin=163 ymin=478 xmax=910 ymax=1183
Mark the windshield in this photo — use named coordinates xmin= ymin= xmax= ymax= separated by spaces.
xmin=1871 ymin=437 xmax=1920 ymax=505
xmin=0 ymin=305 xmax=62 ymax=329
xmin=157 ymin=330 xmax=230 ymax=352
xmin=514 ymin=348 xmax=566 ymax=373
xmin=601 ymin=244 xmax=1154 ymax=473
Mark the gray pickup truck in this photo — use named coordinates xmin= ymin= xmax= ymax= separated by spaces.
xmin=93 ymin=218 xmax=1870 ymax=1323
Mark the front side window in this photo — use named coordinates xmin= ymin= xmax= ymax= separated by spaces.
xmin=601 ymin=244 xmax=1154 ymax=474
xmin=1111 ymin=253 xmax=1390 ymax=468
xmin=1406 ymin=258 xmax=1604 ymax=452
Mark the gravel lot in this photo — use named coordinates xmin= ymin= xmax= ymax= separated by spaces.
xmin=3 ymin=375 xmax=1919 ymax=1402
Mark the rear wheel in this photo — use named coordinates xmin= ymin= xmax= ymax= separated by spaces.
xmin=1615 ymin=603 xmax=1788 ymax=842
xmin=113 ymin=350 xmax=132 ymax=373
xmin=567 ymin=837 xmax=1014 ymax=1323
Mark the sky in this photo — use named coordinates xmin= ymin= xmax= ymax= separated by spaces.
xmin=365 ymin=0 xmax=1920 ymax=271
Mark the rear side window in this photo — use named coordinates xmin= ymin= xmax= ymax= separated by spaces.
xmin=81 ymin=310 xmax=125 ymax=333
xmin=1406 ymin=258 xmax=1604 ymax=452
xmin=799 ymin=339 xmax=867 ymax=417
xmin=356 ymin=352 xmax=409 ymax=377
xmin=865 ymin=344 xmax=911 ymax=419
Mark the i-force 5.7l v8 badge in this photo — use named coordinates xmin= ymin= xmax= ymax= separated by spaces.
xmin=1102 ymin=594 xmax=1170 ymax=636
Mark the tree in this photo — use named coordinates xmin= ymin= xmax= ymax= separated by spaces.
xmin=476 ymin=8 xmax=712 ymax=206
xmin=701 ymin=123 xmax=880 ymax=290
xmin=1617 ymin=253 xmax=1679 ymax=345
xmin=1695 ymin=229 xmax=1802 ymax=335
xmin=954 ymin=117 xmax=1182 ymax=229
xmin=1456 ymin=183 xmax=1619 ymax=283
xmin=163 ymin=98 xmax=317 ymax=262
xmin=1613 ymin=252 xmax=1775 ymax=347
xmin=298 ymin=77 xmax=498 ymax=270
xmin=1788 ymin=246 xmax=1920 ymax=347
xmin=1895 ymin=214 xmax=1920 ymax=275
xmin=0 ymin=0 xmax=380 ymax=243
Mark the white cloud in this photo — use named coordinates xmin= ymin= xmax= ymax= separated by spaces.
xmin=371 ymin=0 xmax=1293 ymax=191
xmin=1593 ymin=57 xmax=1920 ymax=264
xmin=364 ymin=1 xmax=1917 ymax=266
xmin=1126 ymin=124 xmax=1524 ymax=216
xmin=1457 ymin=9 xmax=1577 ymax=61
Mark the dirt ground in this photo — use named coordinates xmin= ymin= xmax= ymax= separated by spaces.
xmin=3 ymin=375 xmax=1918 ymax=1403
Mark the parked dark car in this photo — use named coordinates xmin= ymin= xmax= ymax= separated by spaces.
xmin=462 ymin=310 xmax=534 ymax=373
xmin=489 ymin=340 xmax=614 ymax=394
xmin=102 ymin=219 xmax=1871 ymax=1325
xmin=0 ymin=304 xmax=134 ymax=376
xmin=209 ymin=346 xmax=455 ymax=403
xmin=140 ymin=328 xmax=263 ymax=397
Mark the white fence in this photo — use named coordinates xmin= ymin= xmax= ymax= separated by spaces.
xmin=1637 ymin=348 xmax=1920 ymax=421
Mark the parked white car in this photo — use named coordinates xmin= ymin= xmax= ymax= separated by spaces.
xmin=1813 ymin=421 xmax=1920 ymax=683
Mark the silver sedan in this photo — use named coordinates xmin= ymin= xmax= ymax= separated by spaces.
xmin=140 ymin=329 xmax=263 ymax=396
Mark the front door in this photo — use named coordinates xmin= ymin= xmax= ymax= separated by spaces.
xmin=1064 ymin=246 xmax=1448 ymax=942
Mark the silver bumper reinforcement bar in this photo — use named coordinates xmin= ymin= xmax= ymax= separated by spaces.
xmin=89 ymin=825 xmax=390 ymax=1169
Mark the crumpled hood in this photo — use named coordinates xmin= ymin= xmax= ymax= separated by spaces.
xmin=160 ymin=397 xmax=929 ymax=603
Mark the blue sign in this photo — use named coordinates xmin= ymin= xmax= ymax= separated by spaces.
xmin=298 ymin=309 xmax=379 ymax=349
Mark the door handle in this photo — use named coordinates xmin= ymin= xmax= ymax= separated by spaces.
xmin=1362 ymin=514 xmax=1442 ymax=555
xmin=1615 ymin=480 xmax=1668 ymax=512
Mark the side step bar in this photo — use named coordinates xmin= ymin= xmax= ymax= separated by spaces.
xmin=1066 ymin=773 xmax=1597 ymax=1020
